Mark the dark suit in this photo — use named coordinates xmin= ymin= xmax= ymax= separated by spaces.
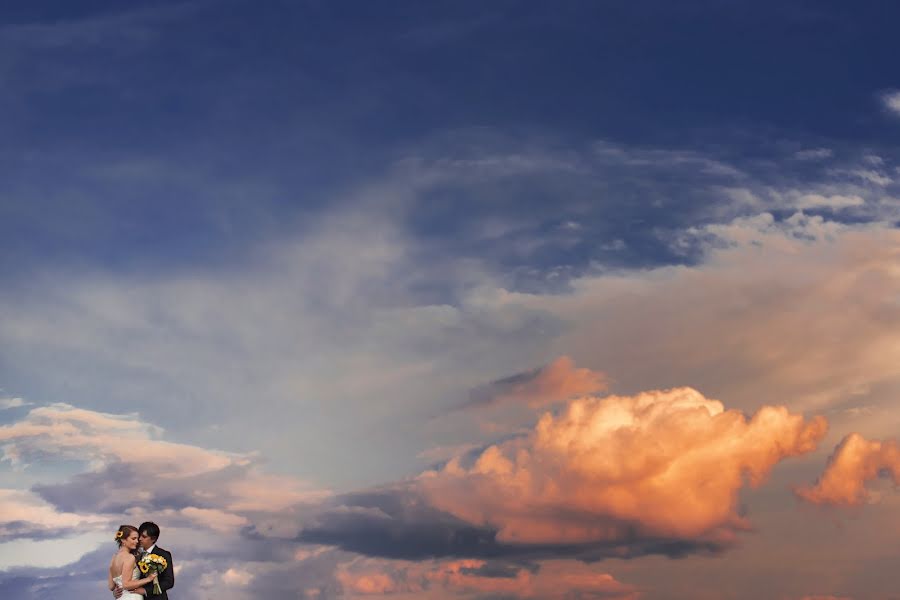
xmin=141 ymin=546 xmax=174 ymax=599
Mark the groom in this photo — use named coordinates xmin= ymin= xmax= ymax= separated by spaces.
xmin=113 ymin=521 xmax=175 ymax=599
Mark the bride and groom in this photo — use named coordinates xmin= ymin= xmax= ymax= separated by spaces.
xmin=108 ymin=522 xmax=175 ymax=599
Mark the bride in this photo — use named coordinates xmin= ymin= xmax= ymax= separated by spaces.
xmin=108 ymin=525 xmax=157 ymax=598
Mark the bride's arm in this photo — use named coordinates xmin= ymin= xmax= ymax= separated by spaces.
xmin=121 ymin=555 xmax=157 ymax=592
xmin=108 ymin=564 xmax=115 ymax=591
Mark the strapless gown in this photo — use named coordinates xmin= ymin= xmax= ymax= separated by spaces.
xmin=113 ymin=567 xmax=144 ymax=599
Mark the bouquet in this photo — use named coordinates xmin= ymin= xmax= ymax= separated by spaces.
xmin=138 ymin=553 xmax=168 ymax=595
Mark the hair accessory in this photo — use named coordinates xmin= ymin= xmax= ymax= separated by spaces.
xmin=115 ymin=530 xmax=124 ymax=540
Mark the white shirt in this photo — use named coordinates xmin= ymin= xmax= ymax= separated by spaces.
xmin=142 ymin=544 xmax=156 ymax=555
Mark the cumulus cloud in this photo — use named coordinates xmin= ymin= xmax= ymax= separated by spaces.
xmin=796 ymin=433 xmax=900 ymax=507
xmin=467 ymin=356 xmax=607 ymax=409
xmin=422 ymin=388 xmax=826 ymax=547
xmin=3 ymin=136 xmax=900 ymax=597
xmin=303 ymin=386 xmax=826 ymax=562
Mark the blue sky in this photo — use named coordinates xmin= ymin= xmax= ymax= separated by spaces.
xmin=4 ymin=0 xmax=900 ymax=281
xmin=2 ymin=2 xmax=900 ymax=599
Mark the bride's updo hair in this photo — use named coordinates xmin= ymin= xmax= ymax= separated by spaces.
xmin=114 ymin=525 xmax=138 ymax=547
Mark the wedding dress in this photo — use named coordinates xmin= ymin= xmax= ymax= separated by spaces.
xmin=113 ymin=566 xmax=144 ymax=599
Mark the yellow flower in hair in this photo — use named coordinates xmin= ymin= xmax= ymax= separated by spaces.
xmin=115 ymin=531 xmax=124 ymax=540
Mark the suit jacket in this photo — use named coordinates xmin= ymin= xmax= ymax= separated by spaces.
xmin=141 ymin=546 xmax=174 ymax=600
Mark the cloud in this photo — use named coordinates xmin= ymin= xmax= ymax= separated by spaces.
xmin=844 ymin=169 xmax=893 ymax=187
xmin=466 ymin=356 xmax=607 ymax=409
xmin=796 ymin=433 xmax=900 ymax=507
xmin=0 ymin=401 xmax=344 ymax=594
xmin=221 ymin=567 xmax=254 ymax=586
xmin=159 ymin=507 xmax=250 ymax=534
xmin=3 ymin=136 xmax=900 ymax=596
xmin=0 ymin=403 xmax=322 ymax=525
xmin=0 ymin=3 xmax=191 ymax=50
xmin=336 ymin=557 xmax=637 ymax=599
xmin=793 ymin=148 xmax=833 ymax=161
xmin=303 ymin=387 xmax=826 ymax=562
xmin=0 ymin=489 xmax=106 ymax=541
xmin=0 ymin=396 xmax=31 ymax=410
xmin=501 ymin=219 xmax=900 ymax=421
xmin=421 ymin=388 xmax=826 ymax=547
xmin=2 ymin=135 xmax=898 ymax=494
xmin=881 ymin=90 xmax=900 ymax=117
xmin=0 ymin=546 xmax=113 ymax=598
xmin=793 ymin=194 xmax=865 ymax=210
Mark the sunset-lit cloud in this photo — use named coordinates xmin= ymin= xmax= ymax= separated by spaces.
xmin=2 ymin=169 xmax=898 ymax=598
xmin=467 ymin=355 xmax=607 ymax=409
xmin=0 ymin=488 xmax=106 ymax=541
xmin=336 ymin=557 xmax=638 ymax=599
xmin=301 ymin=383 xmax=828 ymax=564
xmin=4 ymin=3 xmax=900 ymax=598
xmin=421 ymin=387 xmax=826 ymax=548
xmin=796 ymin=433 xmax=900 ymax=507
xmin=0 ymin=403 xmax=322 ymax=525
xmin=501 ymin=221 xmax=900 ymax=424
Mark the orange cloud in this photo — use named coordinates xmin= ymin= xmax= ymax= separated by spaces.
xmin=420 ymin=387 xmax=827 ymax=547
xmin=469 ymin=356 xmax=608 ymax=409
xmin=337 ymin=557 xmax=637 ymax=599
xmin=796 ymin=433 xmax=900 ymax=506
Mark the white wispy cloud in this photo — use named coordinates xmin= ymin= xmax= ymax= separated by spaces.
xmin=0 ymin=396 xmax=31 ymax=410
xmin=794 ymin=194 xmax=866 ymax=209
xmin=794 ymin=148 xmax=833 ymax=161
xmin=881 ymin=90 xmax=900 ymax=116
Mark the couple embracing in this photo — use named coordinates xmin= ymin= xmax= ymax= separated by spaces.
xmin=108 ymin=522 xmax=175 ymax=599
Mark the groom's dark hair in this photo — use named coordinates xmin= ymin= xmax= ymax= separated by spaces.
xmin=139 ymin=521 xmax=160 ymax=542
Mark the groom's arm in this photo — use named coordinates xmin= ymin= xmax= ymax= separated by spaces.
xmin=158 ymin=549 xmax=174 ymax=593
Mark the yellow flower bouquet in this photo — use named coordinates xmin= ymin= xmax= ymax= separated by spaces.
xmin=138 ymin=553 xmax=168 ymax=595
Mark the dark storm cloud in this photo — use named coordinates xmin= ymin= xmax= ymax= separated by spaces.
xmin=297 ymin=487 xmax=727 ymax=562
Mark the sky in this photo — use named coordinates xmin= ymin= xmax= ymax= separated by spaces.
xmin=2 ymin=1 xmax=900 ymax=598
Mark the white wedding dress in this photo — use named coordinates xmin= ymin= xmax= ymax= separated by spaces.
xmin=113 ymin=566 xmax=144 ymax=599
